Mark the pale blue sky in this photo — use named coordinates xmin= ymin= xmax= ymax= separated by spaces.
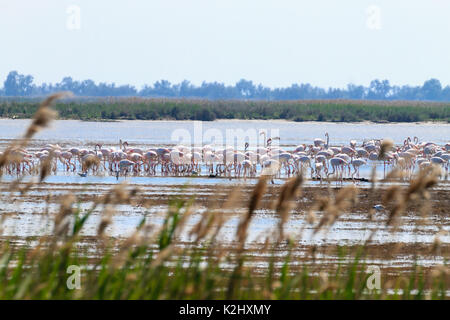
xmin=1 ymin=0 xmax=450 ymax=88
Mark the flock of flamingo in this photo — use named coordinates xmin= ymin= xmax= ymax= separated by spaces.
xmin=3 ymin=133 xmax=450 ymax=182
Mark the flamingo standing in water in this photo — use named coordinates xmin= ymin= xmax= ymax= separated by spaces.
xmin=96 ymin=144 xmax=113 ymax=169
xmin=5 ymin=132 xmax=450 ymax=183
xmin=314 ymin=155 xmax=327 ymax=182
xmin=351 ymin=158 xmax=367 ymax=180
xmin=327 ymin=157 xmax=348 ymax=184
xmin=260 ymin=131 xmax=267 ymax=147
xmin=314 ymin=132 xmax=328 ymax=148
xmin=241 ymin=159 xmax=253 ymax=179
xmin=324 ymin=132 xmax=329 ymax=149
xmin=60 ymin=150 xmax=75 ymax=171
xmin=116 ymin=159 xmax=135 ymax=179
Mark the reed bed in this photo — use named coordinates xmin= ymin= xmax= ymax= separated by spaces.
xmin=0 ymin=94 xmax=448 ymax=300
xmin=1 ymin=97 xmax=449 ymax=122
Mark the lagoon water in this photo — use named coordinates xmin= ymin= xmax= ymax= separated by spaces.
xmin=1 ymin=119 xmax=448 ymax=182
xmin=0 ymin=119 xmax=448 ymax=270
xmin=0 ymin=119 xmax=448 ymax=147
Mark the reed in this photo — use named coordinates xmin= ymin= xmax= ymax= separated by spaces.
xmin=1 ymin=97 xmax=449 ymax=122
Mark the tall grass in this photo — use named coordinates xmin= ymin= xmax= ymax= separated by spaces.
xmin=1 ymin=97 xmax=449 ymax=122
xmin=0 ymin=94 xmax=448 ymax=299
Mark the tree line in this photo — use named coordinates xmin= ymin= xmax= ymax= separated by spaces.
xmin=1 ymin=71 xmax=450 ymax=101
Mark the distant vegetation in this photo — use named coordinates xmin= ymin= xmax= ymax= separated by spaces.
xmin=3 ymin=70 xmax=450 ymax=101
xmin=1 ymin=71 xmax=449 ymax=122
xmin=0 ymin=98 xmax=449 ymax=122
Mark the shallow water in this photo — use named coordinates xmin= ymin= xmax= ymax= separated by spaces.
xmin=1 ymin=119 xmax=449 ymax=146
xmin=2 ymin=199 xmax=449 ymax=245
xmin=0 ymin=119 xmax=448 ymax=272
xmin=1 ymin=119 xmax=449 ymax=181
xmin=1 ymin=181 xmax=448 ymax=245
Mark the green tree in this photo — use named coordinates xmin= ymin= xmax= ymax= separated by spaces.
xmin=422 ymin=79 xmax=442 ymax=100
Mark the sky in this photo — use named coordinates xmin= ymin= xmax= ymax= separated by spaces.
xmin=1 ymin=0 xmax=450 ymax=89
